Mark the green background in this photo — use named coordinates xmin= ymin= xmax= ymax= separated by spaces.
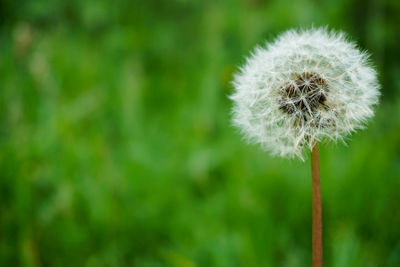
xmin=1 ymin=0 xmax=400 ymax=266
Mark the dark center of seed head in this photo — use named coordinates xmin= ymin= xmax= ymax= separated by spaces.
xmin=279 ymin=72 xmax=329 ymax=118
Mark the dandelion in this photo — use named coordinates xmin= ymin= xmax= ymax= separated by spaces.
xmin=230 ymin=27 xmax=380 ymax=266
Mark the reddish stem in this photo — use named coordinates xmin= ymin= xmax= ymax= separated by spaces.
xmin=311 ymin=144 xmax=323 ymax=267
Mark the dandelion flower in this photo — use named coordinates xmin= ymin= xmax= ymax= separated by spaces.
xmin=231 ymin=28 xmax=380 ymax=159
xmin=230 ymin=27 xmax=381 ymax=266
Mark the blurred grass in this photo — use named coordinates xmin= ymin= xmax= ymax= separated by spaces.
xmin=1 ymin=0 xmax=400 ymax=266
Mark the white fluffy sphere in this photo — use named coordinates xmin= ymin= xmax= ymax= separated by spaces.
xmin=230 ymin=28 xmax=380 ymax=159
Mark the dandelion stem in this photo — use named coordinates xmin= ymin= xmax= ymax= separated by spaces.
xmin=311 ymin=144 xmax=323 ymax=267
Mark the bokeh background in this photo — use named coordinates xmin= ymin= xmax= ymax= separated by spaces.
xmin=1 ymin=0 xmax=400 ymax=266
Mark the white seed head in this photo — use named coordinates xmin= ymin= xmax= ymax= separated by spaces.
xmin=230 ymin=28 xmax=380 ymax=160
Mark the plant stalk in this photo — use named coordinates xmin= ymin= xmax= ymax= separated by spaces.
xmin=311 ymin=144 xmax=322 ymax=267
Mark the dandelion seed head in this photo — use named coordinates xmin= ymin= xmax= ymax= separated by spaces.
xmin=230 ymin=27 xmax=380 ymax=159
